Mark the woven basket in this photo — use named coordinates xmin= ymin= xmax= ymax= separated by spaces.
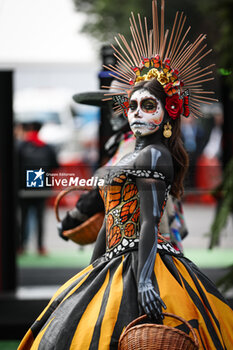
xmin=54 ymin=186 xmax=105 ymax=245
xmin=118 ymin=313 xmax=199 ymax=350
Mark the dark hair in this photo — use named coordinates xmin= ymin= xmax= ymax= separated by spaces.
xmin=23 ymin=121 xmax=42 ymax=132
xmin=130 ymin=79 xmax=189 ymax=198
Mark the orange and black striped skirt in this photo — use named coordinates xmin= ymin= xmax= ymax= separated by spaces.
xmin=18 ymin=251 xmax=233 ymax=349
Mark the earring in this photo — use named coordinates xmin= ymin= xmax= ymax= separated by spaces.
xmin=163 ymin=122 xmax=172 ymax=138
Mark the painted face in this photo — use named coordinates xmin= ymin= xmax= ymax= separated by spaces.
xmin=128 ymin=89 xmax=164 ymax=137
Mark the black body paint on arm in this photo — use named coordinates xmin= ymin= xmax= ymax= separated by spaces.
xmin=137 ymin=148 xmax=167 ymax=319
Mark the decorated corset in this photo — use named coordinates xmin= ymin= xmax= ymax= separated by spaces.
xmin=99 ymin=169 xmax=181 ymax=260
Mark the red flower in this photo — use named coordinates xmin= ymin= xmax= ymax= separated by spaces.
xmin=164 ymin=58 xmax=171 ymax=65
xmin=165 ymin=94 xmax=183 ymax=119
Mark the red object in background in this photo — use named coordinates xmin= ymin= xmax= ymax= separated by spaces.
xmin=195 ymin=155 xmax=222 ymax=204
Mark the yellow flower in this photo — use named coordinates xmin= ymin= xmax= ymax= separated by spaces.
xmin=157 ymin=72 xmax=170 ymax=85
xmin=135 ymin=75 xmax=146 ymax=84
xmin=146 ymin=68 xmax=158 ymax=80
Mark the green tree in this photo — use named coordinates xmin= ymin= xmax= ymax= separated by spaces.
xmin=197 ymin=0 xmax=233 ymax=291
xmin=73 ymin=0 xmax=203 ymax=43
xmin=197 ymin=0 xmax=233 ymax=94
xmin=73 ymin=0 xmax=146 ymax=42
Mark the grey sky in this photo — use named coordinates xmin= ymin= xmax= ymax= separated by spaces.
xmin=0 ymin=0 xmax=99 ymax=64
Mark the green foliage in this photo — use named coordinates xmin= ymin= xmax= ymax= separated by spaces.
xmin=0 ymin=341 xmax=20 ymax=349
xmin=197 ymin=0 xmax=233 ymax=94
xmin=73 ymin=0 xmax=147 ymax=42
xmin=73 ymin=0 xmax=202 ymax=43
xmin=209 ymin=158 xmax=233 ymax=249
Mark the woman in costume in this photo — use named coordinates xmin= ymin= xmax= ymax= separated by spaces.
xmin=18 ymin=1 xmax=233 ymax=349
xmin=60 ymin=83 xmax=188 ymax=251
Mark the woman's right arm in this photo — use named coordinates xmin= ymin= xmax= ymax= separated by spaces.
xmin=135 ymin=145 xmax=173 ymax=320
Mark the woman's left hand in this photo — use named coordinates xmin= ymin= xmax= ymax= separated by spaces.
xmin=138 ymin=280 xmax=166 ymax=320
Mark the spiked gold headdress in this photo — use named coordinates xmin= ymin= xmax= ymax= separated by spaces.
xmin=103 ymin=0 xmax=217 ymax=120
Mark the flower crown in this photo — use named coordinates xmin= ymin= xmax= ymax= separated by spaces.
xmin=103 ymin=0 xmax=217 ymax=121
xmin=131 ymin=56 xmax=181 ymax=97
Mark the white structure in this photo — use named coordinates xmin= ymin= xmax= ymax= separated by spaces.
xmin=0 ymin=0 xmax=101 ymax=160
xmin=0 ymin=0 xmax=101 ymax=91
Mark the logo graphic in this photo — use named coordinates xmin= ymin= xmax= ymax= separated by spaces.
xmin=26 ymin=168 xmax=45 ymax=188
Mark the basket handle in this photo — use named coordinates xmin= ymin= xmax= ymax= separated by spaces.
xmin=54 ymin=186 xmax=93 ymax=222
xmin=124 ymin=313 xmax=199 ymax=347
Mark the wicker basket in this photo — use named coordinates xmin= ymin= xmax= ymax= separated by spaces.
xmin=54 ymin=186 xmax=105 ymax=245
xmin=118 ymin=313 xmax=199 ymax=350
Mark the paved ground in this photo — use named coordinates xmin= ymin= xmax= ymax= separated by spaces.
xmin=25 ymin=202 xmax=233 ymax=255
xmin=182 ymin=204 xmax=233 ymax=250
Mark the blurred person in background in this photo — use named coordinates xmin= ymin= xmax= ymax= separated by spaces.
xmin=181 ymin=116 xmax=206 ymax=189
xmin=202 ymin=105 xmax=223 ymax=162
xmin=14 ymin=122 xmax=26 ymax=147
xmin=195 ymin=105 xmax=223 ymax=202
xmin=16 ymin=121 xmax=59 ymax=255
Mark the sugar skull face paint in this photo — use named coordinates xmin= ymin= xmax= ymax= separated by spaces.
xmin=128 ymin=89 xmax=164 ymax=137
